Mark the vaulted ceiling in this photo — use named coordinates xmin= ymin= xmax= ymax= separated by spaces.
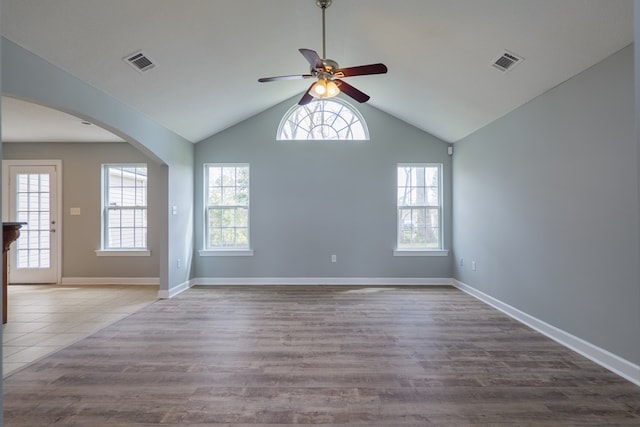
xmin=1 ymin=0 xmax=634 ymax=144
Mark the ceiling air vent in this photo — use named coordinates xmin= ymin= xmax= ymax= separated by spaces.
xmin=492 ymin=50 xmax=523 ymax=72
xmin=124 ymin=51 xmax=155 ymax=73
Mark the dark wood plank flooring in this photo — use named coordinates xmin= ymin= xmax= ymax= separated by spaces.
xmin=3 ymin=285 xmax=640 ymax=425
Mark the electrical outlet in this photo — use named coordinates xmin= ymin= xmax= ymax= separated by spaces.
xmin=471 ymin=261 xmax=477 ymax=271
xmin=331 ymin=254 xmax=337 ymax=263
xmin=460 ymin=258 xmax=464 ymax=267
xmin=177 ymin=259 xmax=181 ymax=269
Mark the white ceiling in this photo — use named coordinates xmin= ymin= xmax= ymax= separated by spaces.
xmin=2 ymin=97 xmax=125 ymax=143
xmin=0 ymin=0 xmax=634 ymax=144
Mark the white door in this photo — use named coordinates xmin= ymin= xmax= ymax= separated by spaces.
xmin=3 ymin=162 xmax=61 ymax=284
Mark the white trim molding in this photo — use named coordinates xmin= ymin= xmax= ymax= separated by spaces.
xmin=393 ymin=249 xmax=449 ymax=257
xmin=192 ymin=277 xmax=452 ymax=286
xmin=453 ymin=279 xmax=640 ymax=387
xmin=61 ymin=277 xmax=159 ymax=285
xmin=95 ymin=250 xmax=151 ymax=257
xmin=2 ymin=159 xmax=64 ymax=284
xmin=157 ymin=279 xmax=194 ymax=299
xmin=198 ymin=249 xmax=254 ymax=257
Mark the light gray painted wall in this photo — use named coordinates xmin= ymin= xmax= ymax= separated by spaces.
xmin=633 ymin=0 xmax=640 ymax=370
xmin=635 ymin=0 xmax=640 ymax=368
xmin=452 ymin=45 xmax=640 ymax=364
xmin=193 ymin=98 xmax=452 ymax=279
xmin=2 ymin=38 xmax=194 ymax=293
xmin=168 ymin=154 xmax=193 ymax=287
xmin=1 ymin=0 xmax=5 ymax=416
xmin=3 ymin=142 xmax=162 ymax=278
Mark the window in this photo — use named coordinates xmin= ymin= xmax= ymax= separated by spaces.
xmin=101 ymin=164 xmax=148 ymax=251
xmin=15 ymin=172 xmax=51 ymax=268
xmin=277 ymin=98 xmax=369 ymax=140
xmin=396 ymin=164 xmax=443 ymax=252
xmin=204 ymin=164 xmax=250 ymax=251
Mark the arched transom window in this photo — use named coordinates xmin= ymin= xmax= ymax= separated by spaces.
xmin=277 ymin=98 xmax=369 ymax=141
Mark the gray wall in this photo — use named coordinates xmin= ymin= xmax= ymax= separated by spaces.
xmin=453 ymin=45 xmax=640 ymax=364
xmin=1 ymin=0 xmax=5 ymax=413
xmin=193 ymin=97 xmax=452 ymax=279
xmin=3 ymin=142 xmax=162 ymax=279
xmin=635 ymin=0 xmax=640 ymax=369
xmin=2 ymin=37 xmax=194 ymax=293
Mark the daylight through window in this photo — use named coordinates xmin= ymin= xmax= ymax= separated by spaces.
xmin=205 ymin=164 xmax=250 ymax=249
xmin=15 ymin=173 xmax=51 ymax=268
xmin=397 ymin=164 xmax=442 ymax=250
xmin=103 ymin=164 xmax=147 ymax=249
xmin=277 ymin=98 xmax=369 ymax=140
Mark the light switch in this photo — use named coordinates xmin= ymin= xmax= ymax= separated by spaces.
xmin=172 ymin=206 xmax=178 ymax=215
xmin=70 ymin=207 xmax=81 ymax=216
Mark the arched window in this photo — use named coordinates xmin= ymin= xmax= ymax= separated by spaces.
xmin=277 ymin=98 xmax=369 ymax=141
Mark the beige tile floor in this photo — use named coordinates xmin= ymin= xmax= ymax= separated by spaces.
xmin=2 ymin=284 xmax=158 ymax=377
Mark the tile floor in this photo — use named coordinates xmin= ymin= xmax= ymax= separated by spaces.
xmin=2 ymin=284 xmax=158 ymax=376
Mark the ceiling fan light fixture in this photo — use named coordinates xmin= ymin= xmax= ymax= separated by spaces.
xmin=311 ymin=79 xmax=340 ymax=99
xmin=326 ymin=80 xmax=340 ymax=97
xmin=257 ymin=0 xmax=387 ymax=105
xmin=311 ymin=80 xmax=327 ymax=97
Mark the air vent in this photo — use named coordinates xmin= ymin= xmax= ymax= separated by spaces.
xmin=492 ymin=50 xmax=523 ymax=72
xmin=124 ymin=51 xmax=156 ymax=73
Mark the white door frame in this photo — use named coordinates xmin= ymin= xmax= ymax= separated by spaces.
xmin=2 ymin=159 xmax=63 ymax=284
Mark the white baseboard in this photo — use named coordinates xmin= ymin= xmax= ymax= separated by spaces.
xmin=191 ymin=277 xmax=452 ymax=286
xmin=452 ymin=279 xmax=640 ymax=387
xmin=157 ymin=279 xmax=194 ymax=299
xmin=61 ymin=277 xmax=159 ymax=286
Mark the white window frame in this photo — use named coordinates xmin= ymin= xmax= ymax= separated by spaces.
xmin=96 ymin=164 xmax=150 ymax=257
xmin=277 ymin=98 xmax=369 ymax=141
xmin=199 ymin=163 xmax=253 ymax=257
xmin=394 ymin=163 xmax=448 ymax=257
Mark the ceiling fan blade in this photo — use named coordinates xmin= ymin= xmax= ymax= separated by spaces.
xmin=299 ymin=48 xmax=324 ymax=69
xmin=335 ymin=79 xmax=370 ymax=103
xmin=334 ymin=63 xmax=388 ymax=78
xmin=298 ymin=82 xmax=316 ymax=105
xmin=258 ymin=74 xmax=313 ymax=83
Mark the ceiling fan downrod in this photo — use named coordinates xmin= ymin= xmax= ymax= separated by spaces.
xmin=316 ymin=0 xmax=332 ymax=59
xmin=257 ymin=0 xmax=386 ymax=106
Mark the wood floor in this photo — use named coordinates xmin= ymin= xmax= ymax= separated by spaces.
xmin=3 ymin=285 xmax=640 ymax=425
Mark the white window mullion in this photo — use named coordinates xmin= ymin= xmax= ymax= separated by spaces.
xmin=101 ymin=164 xmax=148 ymax=250
xmin=277 ymin=98 xmax=369 ymax=141
xmin=396 ymin=163 xmax=443 ymax=251
xmin=204 ymin=164 xmax=250 ymax=251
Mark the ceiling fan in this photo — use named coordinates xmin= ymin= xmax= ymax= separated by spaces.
xmin=258 ymin=0 xmax=388 ymax=105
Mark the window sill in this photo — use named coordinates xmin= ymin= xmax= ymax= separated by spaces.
xmin=393 ymin=249 xmax=449 ymax=257
xmin=199 ymin=249 xmax=254 ymax=257
xmin=95 ymin=249 xmax=151 ymax=257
